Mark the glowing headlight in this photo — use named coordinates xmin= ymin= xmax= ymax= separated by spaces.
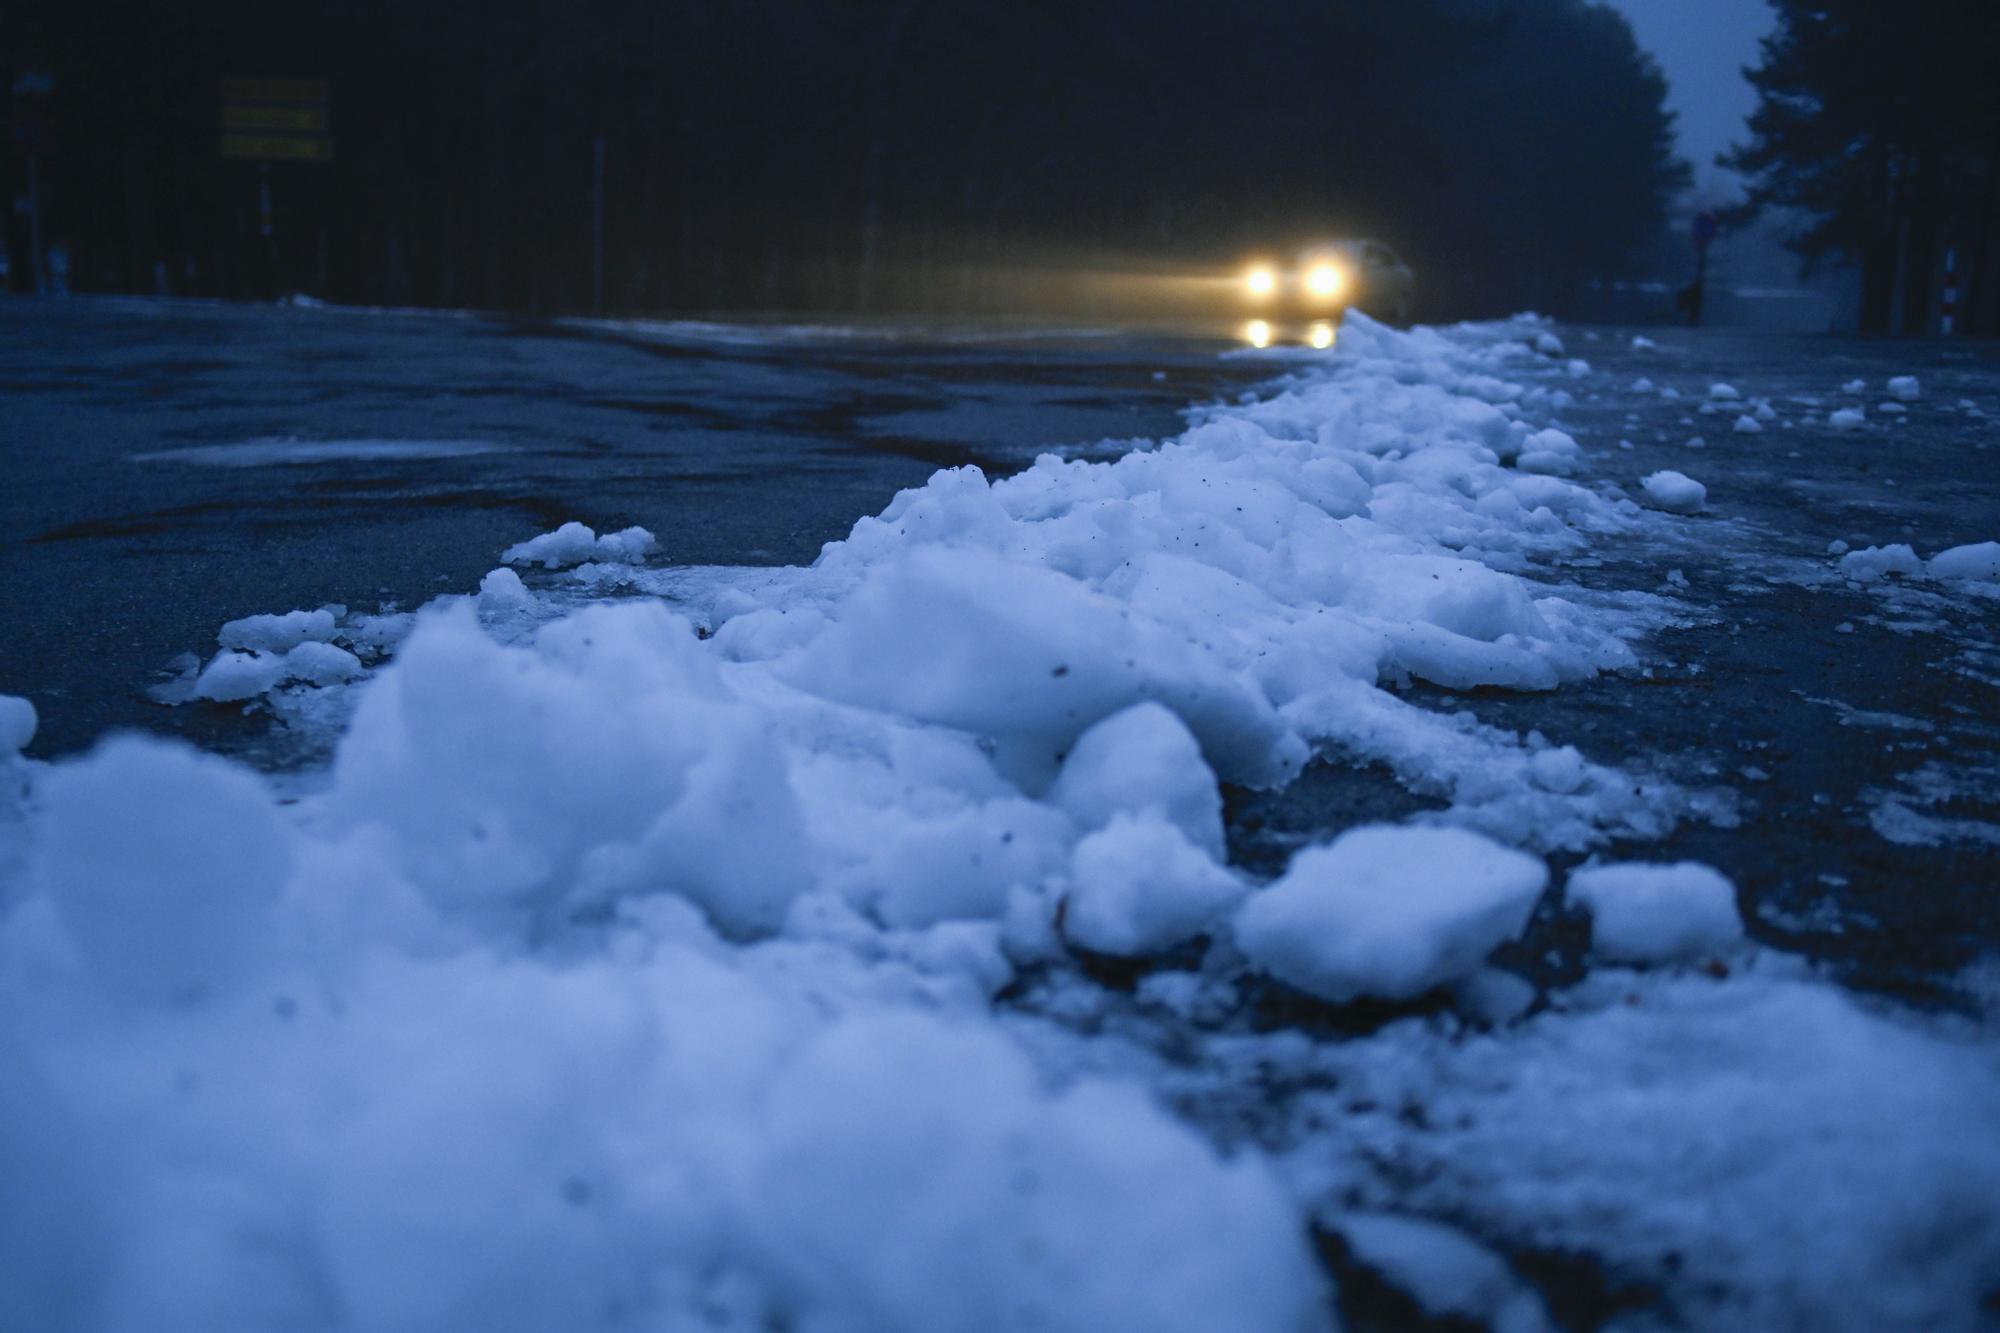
xmin=1305 ymin=262 xmax=1346 ymax=301
xmin=1244 ymin=319 xmax=1273 ymax=349
xmin=1308 ymin=321 xmax=1335 ymax=350
xmin=1244 ymin=267 xmax=1277 ymax=299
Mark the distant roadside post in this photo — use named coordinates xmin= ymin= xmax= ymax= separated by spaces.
xmin=10 ymin=71 xmax=54 ymax=294
xmin=219 ymin=78 xmax=332 ymax=298
xmin=1683 ymin=210 xmax=1718 ymax=327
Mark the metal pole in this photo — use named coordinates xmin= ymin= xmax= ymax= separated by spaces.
xmin=591 ymin=135 xmax=605 ymax=315
xmin=27 ymin=154 xmax=44 ymax=294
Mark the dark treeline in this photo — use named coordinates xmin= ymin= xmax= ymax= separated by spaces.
xmin=1728 ymin=0 xmax=2000 ymax=335
xmin=6 ymin=0 xmax=1685 ymax=320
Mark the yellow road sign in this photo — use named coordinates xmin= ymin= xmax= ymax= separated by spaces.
xmin=220 ymin=77 xmax=328 ymax=105
xmin=219 ymin=133 xmax=334 ymax=163
xmin=222 ymin=105 xmax=329 ymax=134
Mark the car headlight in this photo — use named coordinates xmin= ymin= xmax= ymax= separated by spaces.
xmin=1244 ymin=319 xmax=1273 ymax=348
xmin=1308 ymin=321 xmax=1335 ymax=349
xmin=1305 ymin=262 xmax=1347 ymax=302
xmin=1244 ymin=266 xmax=1277 ymax=299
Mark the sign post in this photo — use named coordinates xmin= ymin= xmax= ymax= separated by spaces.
xmin=11 ymin=71 xmax=54 ymax=294
xmin=219 ymin=78 xmax=331 ymax=298
xmin=1683 ymin=210 xmax=1719 ymax=327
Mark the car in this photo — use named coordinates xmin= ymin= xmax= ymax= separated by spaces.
xmin=1237 ymin=239 xmax=1415 ymax=345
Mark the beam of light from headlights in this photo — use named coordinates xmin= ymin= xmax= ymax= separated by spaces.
xmin=1244 ymin=319 xmax=1272 ymax=349
xmin=1244 ymin=267 xmax=1276 ymax=299
xmin=1308 ymin=321 xmax=1335 ymax=349
xmin=1305 ymin=263 xmax=1346 ymax=301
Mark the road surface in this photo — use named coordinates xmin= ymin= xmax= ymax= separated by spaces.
xmin=3 ymin=296 xmax=1997 ymax=1005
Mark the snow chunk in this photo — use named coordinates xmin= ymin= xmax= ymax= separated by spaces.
xmin=1928 ymin=541 xmax=2000 ymax=583
xmin=1888 ymin=376 xmax=1921 ymax=401
xmin=193 ymin=642 xmax=365 ymax=701
xmin=478 ymin=566 xmax=535 ymax=613
xmin=1332 ymin=1213 xmax=1552 ymax=1333
xmin=1829 ymin=407 xmax=1866 ymax=431
xmin=1049 ymin=702 xmax=1224 ymax=858
xmin=31 ymin=736 xmax=296 ymax=1000
xmin=779 ymin=545 xmax=1304 ymax=789
xmin=0 ymin=695 xmax=35 ymax=755
xmin=1838 ymin=544 xmax=1923 ymax=582
xmin=1708 ymin=383 xmax=1741 ymax=401
xmin=1514 ymin=427 xmax=1581 ymax=476
xmin=752 ymin=1014 xmax=1327 ymax=1332
xmin=1233 ymin=824 xmax=1547 ymax=1003
xmin=502 ymin=521 xmax=659 ymax=569
xmin=322 ymin=601 xmax=809 ymax=936
xmin=1732 ymin=414 xmax=1764 ymax=435
xmin=1640 ymin=470 xmax=1706 ymax=514
xmin=1567 ymin=861 xmax=1744 ymax=963
xmin=1532 ymin=331 xmax=1564 ymax=356
xmin=217 ymin=607 xmax=339 ymax=653
xmin=1062 ymin=812 xmax=1245 ymax=957
xmin=1630 ymin=335 xmax=1657 ymax=350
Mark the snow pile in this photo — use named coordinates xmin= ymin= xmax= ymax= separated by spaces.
xmin=1566 ymin=860 xmax=1743 ymax=963
xmin=8 ymin=313 xmax=1984 ymax=1328
xmin=1733 ymin=413 xmax=1763 ymax=434
xmin=502 ymin=520 xmax=659 ymax=569
xmin=1640 ymin=469 xmax=1706 ymax=514
xmin=1233 ymin=824 xmax=1546 ymax=1003
xmin=1888 ymin=375 xmax=1921 ymax=401
xmin=1829 ymin=407 xmax=1866 ymax=431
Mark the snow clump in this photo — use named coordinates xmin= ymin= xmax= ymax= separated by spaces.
xmin=1928 ymin=541 xmax=2000 ymax=583
xmin=0 ymin=694 xmax=35 ymax=754
xmin=1640 ymin=470 xmax=1706 ymax=514
xmin=218 ymin=606 xmax=341 ymax=653
xmin=1829 ymin=408 xmax=1866 ymax=431
xmin=1839 ymin=544 xmax=1924 ymax=582
xmin=1567 ymin=860 xmax=1744 ymax=963
xmin=1888 ymin=375 xmax=1921 ymax=401
xmin=1232 ymin=824 xmax=1547 ymax=1003
xmin=502 ymin=520 xmax=659 ymax=568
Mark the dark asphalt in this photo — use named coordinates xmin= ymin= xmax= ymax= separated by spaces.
xmin=0 ymin=297 xmax=1260 ymax=757
xmin=4 ymin=298 xmax=1997 ymax=1005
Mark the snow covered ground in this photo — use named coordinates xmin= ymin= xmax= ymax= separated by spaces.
xmin=2 ymin=313 xmax=1998 ymax=1330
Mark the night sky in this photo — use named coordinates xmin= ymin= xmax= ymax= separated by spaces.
xmin=1601 ymin=0 xmax=1777 ymax=194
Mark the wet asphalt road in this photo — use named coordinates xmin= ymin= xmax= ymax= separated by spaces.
xmin=3 ymin=297 xmax=1998 ymax=1001
xmin=0 ymin=297 xmax=1260 ymax=757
